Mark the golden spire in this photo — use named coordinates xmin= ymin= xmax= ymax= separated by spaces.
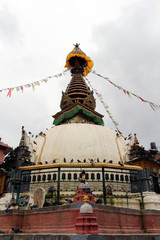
xmin=53 ymin=44 xmax=104 ymax=126
xmin=134 ymin=134 xmax=139 ymax=145
xmin=61 ymin=45 xmax=96 ymax=111
xmin=19 ymin=126 xmax=26 ymax=147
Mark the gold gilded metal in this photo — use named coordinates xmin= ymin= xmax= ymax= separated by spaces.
xmin=37 ymin=134 xmax=46 ymax=164
xmin=19 ymin=162 xmax=142 ymax=171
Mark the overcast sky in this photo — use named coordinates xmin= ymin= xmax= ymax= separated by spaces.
xmin=0 ymin=0 xmax=160 ymax=151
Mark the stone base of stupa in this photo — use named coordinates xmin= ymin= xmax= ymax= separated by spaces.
xmin=1 ymin=234 xmax=160 ymax=240
xmin=0 ymin=204 xmax=160 ymax=235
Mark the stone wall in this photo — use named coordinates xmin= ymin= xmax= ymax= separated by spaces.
xmin=0 ymin=204 xmax=160 ymax=234
xmin=1 ymin=235 xmax=160 ymax=240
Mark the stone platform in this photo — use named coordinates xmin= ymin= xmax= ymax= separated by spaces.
xmin=0 ymin=234 xmax=160 ymax=240
xmin=0 ymin=203 xmax=160 ymax=234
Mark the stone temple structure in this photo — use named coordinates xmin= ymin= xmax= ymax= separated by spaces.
xmin=15 ymin=44 xmax=143 ymax=201
xmin=0 ymin=44 xmax=160 ymax=238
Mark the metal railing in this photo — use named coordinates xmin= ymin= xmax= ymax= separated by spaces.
xmin=10 ymin=166 xmax=148 ymax=209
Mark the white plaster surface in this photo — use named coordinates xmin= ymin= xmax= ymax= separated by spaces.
xmin=143 ymin=192 xmax=160 ymax=210
xmin=25 ymin=124 xmax=127 ymax=164
xmin=80 ymin=202 xmax=93 ymax=213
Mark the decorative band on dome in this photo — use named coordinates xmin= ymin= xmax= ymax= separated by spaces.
xmin=53 ymin=105 xmax=104 ymax=126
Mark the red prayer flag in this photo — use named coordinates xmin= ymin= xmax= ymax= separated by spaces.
xmin=36 ymin=81 xmax=40 ymax=86
xmin=7 ymin=88 xmax=12 ymax=97
xmin=104 ymin=105 xmax=109 ymax=109
xmin=139 ymin=97 xmax=145 ymax=102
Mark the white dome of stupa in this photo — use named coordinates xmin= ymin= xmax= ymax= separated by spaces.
xmin=27 ymin=123 xmax=127 ymax=164
xmin=21 ymin=45 xmax=129 ymax=167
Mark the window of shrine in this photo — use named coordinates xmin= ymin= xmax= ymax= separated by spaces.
xmin=47 ymin=174 xmax=51 ymax=181
xmin=62 ymin=173 xmax=66 ymax=180
xmin=105 ymin=173 xmax=109 ymax=180
xmin=37 ymin=175 xmax=41 ymax=182
xmin=97 ymin=173 xmax=101 ymax=180
xmin=68 ymin=173 xmax=71 ymax=180
xmin=42 ymin=174 xmax=46 ymax=181
xmin=110 ymin=174 xmax=114 ymax=181
xmin=116 ymin=174 xmax=119 ymax=181
xmin=91 ymin=173 xmax=95 ymax=180
xmin=73 ymin=173 xmax=77 ymax=180
xmin=32 ymin=175 xmax=36 ymax=182
xmin=53 ymin=174 xmax=56 ymax=180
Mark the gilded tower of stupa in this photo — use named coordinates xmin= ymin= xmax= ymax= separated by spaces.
xmin=53 ymin=43 xmax=104 ymax=126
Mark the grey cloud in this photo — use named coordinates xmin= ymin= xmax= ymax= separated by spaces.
xmin=0 ymin=4 xmax=23 ymax=45
xmin=0 ymin=90 xmax=53 ymax=148
xmin=90 ymin=0 xmax=160 ymax=149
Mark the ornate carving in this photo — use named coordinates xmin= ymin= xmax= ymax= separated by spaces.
xmin=60 ymin=72 xmax=96 ymax=111
xmin=60 ymin=94 xmax=73 ymax=110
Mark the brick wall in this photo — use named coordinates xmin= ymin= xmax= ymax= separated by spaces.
xmin=0 ymin=204 xmax=160 ymax=234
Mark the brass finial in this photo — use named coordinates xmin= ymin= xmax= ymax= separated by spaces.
xmin=70 ymin=44 xmax=86 ymax=56
xmin=134 ymin=134 xmax=139 ymax=145
xmin=73 ymin=43 xmax=80 ymax=48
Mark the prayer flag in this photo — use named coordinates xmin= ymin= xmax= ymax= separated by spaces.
xmin=7 ymin=88 xmax=12 ymax=97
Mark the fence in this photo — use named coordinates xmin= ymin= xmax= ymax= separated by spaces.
xmin=9 ymin=166 xmax=150 ymax=209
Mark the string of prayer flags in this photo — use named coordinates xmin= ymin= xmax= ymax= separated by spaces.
xmin=92 ymin=70 xmax=160 ymax=111
xmin=1 ymin=68 xmax=69 ymax=97
xmin=85 ymin=77 xmax=121 ymax=132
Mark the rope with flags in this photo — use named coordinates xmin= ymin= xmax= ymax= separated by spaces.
xmin=1 ymin=68 xmax=159 ymax=112
xmin=92 ymin=70 xmax=160 ymax=111
xmin=85 ymin=77 xmax=121 ymax=133
xmin=0 ymin=68 xmax=69 ymax=97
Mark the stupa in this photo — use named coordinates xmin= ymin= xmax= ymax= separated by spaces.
xmin=13 ymin=43 xmax=142 ymax=202
xmin=0 ymin=44 xmax=160 ymax=237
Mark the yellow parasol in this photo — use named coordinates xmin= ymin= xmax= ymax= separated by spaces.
xmin=65 ymin=43 xmax=94 ymax=76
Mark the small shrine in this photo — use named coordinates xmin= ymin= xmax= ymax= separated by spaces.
xmin=73 ymin=170 xmax=95 ymax=203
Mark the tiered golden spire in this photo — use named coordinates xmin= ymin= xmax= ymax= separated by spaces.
xmin=60 ymin=72 xmax=96 ymax=111
xmin=60 ymin=44 xmax=96 ymax=111
xmin=53 ymin=44 xmax=104 ymax=126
